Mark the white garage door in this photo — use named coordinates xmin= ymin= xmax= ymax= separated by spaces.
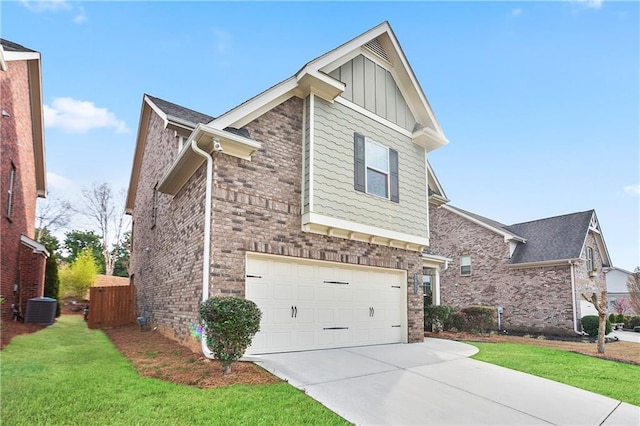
xmin=245 ymin=253 xmax=407 ymax=355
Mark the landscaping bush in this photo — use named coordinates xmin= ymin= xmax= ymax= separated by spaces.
xmin=424 ymin=305 xmax=455 ymax=332
xmin=616 ymin=313 xmax=625 ymax=323
xmin=608 ymin=313 xmax=616 ymax=323
xmin=449 ymin=306 xmax=495 ymax=334
xmin=199 ymin=296 xmax=262 ymax=374
xmin=634 ymin=326 xmax=640 ymax=333
xmin=624 ymin=316 xmax=640 ymax=329
xmin=581 ymin=315 xmax=612 ymax=337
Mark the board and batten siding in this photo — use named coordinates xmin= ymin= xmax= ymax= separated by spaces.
xmin=329 ymin=54 xmax=416 ymax=132
xmin=312 ymin=97 xmax=427 ymax=238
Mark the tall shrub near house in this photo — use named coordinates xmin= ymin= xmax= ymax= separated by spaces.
xmin=199 ymin=297 xmax=262 ymax=374
xmin=43 ymin=252 xmax=61 ymax=317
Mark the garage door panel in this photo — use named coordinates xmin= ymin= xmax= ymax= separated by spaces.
xmin=246 ymin=254 xmax=406 ymax=354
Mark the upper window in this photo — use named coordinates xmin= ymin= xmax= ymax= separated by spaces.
xmin=460 ymin=256 xmax=471 ymax=276
xmin=6 ymin=163 xmax=16 ymax=218
xmin=354 ymin=133 xmax=399 ymax=202
xmin=586 ymin=247 xmax=594 ymax=271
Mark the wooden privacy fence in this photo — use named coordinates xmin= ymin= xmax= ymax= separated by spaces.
xmin=88 ymin=285 xmax=136 ymax=329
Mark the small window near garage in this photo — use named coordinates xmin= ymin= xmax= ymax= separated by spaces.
xmin=6 ymin=162 xmax=16 ymax=218
xmin=460 ymin=256 xmax=471 ymax=276
xmin=586 ymin=247 xmax=594 ymax=271
xmin=353 ymin=133 xmax=399 ymax=202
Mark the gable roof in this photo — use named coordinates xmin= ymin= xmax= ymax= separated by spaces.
xmin=1 ymin=39 xmax=37 ymax=53
xmin=209 ymin=21 xmax=448 ymax=152
xmin=505 ymin=210 xmax=609 ymax=266
xmin=443 ymin=205 xmax=526 ymax=243
xmin=146 ymin=95 xmax=214 ymax=128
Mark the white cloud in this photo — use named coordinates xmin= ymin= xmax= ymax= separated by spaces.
xmin=44 ymin=97 xmax=129 ymax=134
xmin=624 ymin=185 xmax=640 ymax=196
xmin=511 ymin=8 xmax=522 ymax=17
xmin=212 ymin=28 xmax=232 ymax=54
xmin=21 ymin=0 xmax=87 ymax=23
xmin=570 ymin=0 xmax=604 ymax=10
xmin=20 ymin=0 xmax=70 ymax=12
xmin=73 ymin=6 xmax=87 ymax=24
xmin=46 ymin=172 xmax=73 ymax=192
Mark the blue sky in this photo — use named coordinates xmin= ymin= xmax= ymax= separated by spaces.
xmin=3 ymin=1 xmax=639 ymax=271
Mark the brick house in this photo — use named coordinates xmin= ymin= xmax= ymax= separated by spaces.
xmin=426 ymin=202 xmax=612 ymax=335
xmin=0 ymin=39 xmax=48 ymax=322
xmin=126 ymin=22 xmax=450 ymax=354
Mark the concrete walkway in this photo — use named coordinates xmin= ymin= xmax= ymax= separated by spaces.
xmin=251 ymin=339 xmax=640 ymax=425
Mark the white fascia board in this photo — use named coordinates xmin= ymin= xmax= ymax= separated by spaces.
xmin=413 ymin=126 xmax=449 ymax=151
xmin=591 ymin=211 xmax=612 ymax=267
xmin=126 ymin=99 xmax=153 ymax=214
xmin=507 ymin=259 xmax=578 ymax=269
xmin=422 ymin=253 xmax=452 ymax=264
xmin=209 ymin=77 xmax=298 ymax=130
xmin=144 ymin=95 xmax=169 ymax=129
xmin=3 ymin=51 xmax=40 ymax=61
xmin=294 ymin=70 xmax=345 ymax=102
xmin=27 ymin=58 xmax=46 ymax=198
xmin=443 ymin=205 xmax=526 ymax=243
xmin=302 ymin=212 xmax=429 ymax=248
xmin=427 ymin=161 xmax=449 ymax=201
xmin=0 ymin=45 xmax=6 ymax=71
xmin=20 ymin=234 xmax=50 ymax=257
xmin=335 ymin=97 xmax=413 ymax=137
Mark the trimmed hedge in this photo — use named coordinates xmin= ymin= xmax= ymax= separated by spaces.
xmin=424 ymin=305 xmax=455 ymax=332
xmin=624 ymin=316 xmax=640 ymax=329
xmin=451 ymin=306 xmax=496 ymax=334
xmin=581 ymin=315 xmax=612 ymax=337
xmin=199 ymin=296 xmax=262 ymax=374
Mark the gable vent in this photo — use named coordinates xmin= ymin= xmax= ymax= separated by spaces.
xmin=364 ymin=38 xmax=391 ymax=63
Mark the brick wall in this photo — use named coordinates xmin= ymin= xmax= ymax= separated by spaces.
xmin=1 ymin=59 xmax=39 ymax=321
xmin=429 ymin=206 xmax=577 ymax=334
xmin=132 ymin=96 xmax=424 ymax=351
xmin=574 ymin=232 xmax=608 ymax=318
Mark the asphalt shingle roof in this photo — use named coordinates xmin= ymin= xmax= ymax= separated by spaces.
xmin=146 ymin=94 xmax=215 ymax=127
xmin=0 ymin=39 xmax=36 ymax=53
xmin=447 ymin=206 xmax=520 ymax=237
xmin=505 ymin=210 xmax=594 ymax=264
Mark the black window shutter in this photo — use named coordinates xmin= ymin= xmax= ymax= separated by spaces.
xmin=389 ymin=148 xmax=399 ymax=203
xmin=354 ymin=133 xmax=365 ymax=192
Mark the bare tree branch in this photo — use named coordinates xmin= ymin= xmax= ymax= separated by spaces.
xmin=627 ymin=271 xmax=640 ymax=315
xmin=35 ymin=195 xmax=75 ymax=240
xmin=581 ymin=291 xmax=608 ymax=354
xmin=80 ymin=182 xmax=128 ymax=276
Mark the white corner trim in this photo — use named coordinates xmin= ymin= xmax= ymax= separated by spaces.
xmin=301 ymin=96 xmax=307 ymax=212
xmin=334 ymin=97 xmax=413 ymax=137
xmin=0 ymin=45 xmax=6 ymax=72
xmin=309 ymin=94 xmax=315 ymax=212
xmin=302 ymin=212 xmax=429 ymax=249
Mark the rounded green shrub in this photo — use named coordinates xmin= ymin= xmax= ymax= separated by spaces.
xmin=424 ymin=305 xmax=455 ymax=332
xmin=608 ymin=313 xmax=616 ymax=323
xmin=581 ymin=315 xmax=612 ymax=337
xmin=616 ymin=313 xmax=625 ymax=323
xmin=199 ymin=296 xmax=262 ymax=374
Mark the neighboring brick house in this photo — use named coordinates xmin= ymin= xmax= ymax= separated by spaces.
xmin=426 ymin=203 xmax=612 ymax=335
xmin=0 ymin=39 xmax=48 ymax=322
xmin=126 ymin=22 xmax=450 ymax=354
xmin=605 ymin=267 xmax=636 ymax=314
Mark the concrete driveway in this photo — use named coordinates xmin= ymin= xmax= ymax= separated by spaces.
xmin=609 ymin=330 xmax=640 ymax=344
xmin=251 ymin=339 xmax=640 ymax=425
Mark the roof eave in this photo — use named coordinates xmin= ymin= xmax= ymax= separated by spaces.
xmin=157 ymin=124 xmax=262 ymax=195
xmin=443 ymin=205 xmax=526 ymax=243
xmin=507 ymin=259 xmax=579 ymax=269
xmin=125 ymin=98 xmax=153 ymax=214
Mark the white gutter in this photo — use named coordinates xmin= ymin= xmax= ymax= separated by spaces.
xmin=569 ymin=260 xmax=580 ymax=334
xmin=190 ymin=138 xmax=216 ymax=359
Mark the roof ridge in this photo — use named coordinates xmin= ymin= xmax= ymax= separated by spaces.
xmin=145 ymin=94 xmax=215 ymax=120
xmin=0 ymin=38 xmax=37 ymax=53
xmin=508 ymin=209 xmax=594 ymax=227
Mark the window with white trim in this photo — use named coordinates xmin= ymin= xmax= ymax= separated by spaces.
xmin=6 ymin=162 xmax=16 ymax=218
xmin=460 ymin=256 xmax=471 ymax=276
xmin=586 ymin=247 xmax=594 ymax=271
xmin=353 ymin=133 xmax=399 ymax=202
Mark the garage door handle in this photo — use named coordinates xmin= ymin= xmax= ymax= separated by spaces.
xmin=294 ymin=306 xmax=297 ymax=318
xmin=291 ymin=306 xmax=294 ymax=318
xmin=369 ymin=307 xmax=375 ymax=317
xmin=324 ymin=281 xmax=349 ymax=285
xmin=323 ymin=327 xmax=349 ymax=330
xmin=246 ymin=275 xmax=262 ymax=278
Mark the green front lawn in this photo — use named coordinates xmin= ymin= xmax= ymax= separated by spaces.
xmin=0 ymin=316 xmax=348 ymax=425
xmin=470 ymin=342 xmax=640 ymax=407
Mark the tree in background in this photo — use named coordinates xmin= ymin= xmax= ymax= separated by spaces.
xmin=612 ymin=298 xmax=632 ymax=315
xmin=111 ymin=230 xmax=131 ymax=278
xmin=81 ymin=182 xmax=129 ymax=276
xmin=35 ymin=195 xmax=74 ymax=241
xmin=63 ymin=230 xmax=105 ymax=274
xmin=35 ymin=228 xmax=61 ymax=255
xmin=627 ymin=270 xmax=640 ymax=315
xmin=581 ymin=291 xmax=608 ymax=354
xmin=59 ymin=249 xmax=99 ymax=299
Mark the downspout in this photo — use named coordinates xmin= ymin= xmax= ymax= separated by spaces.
xmin=569 ymin=260 xmax=580 ymax=334
xmin=190 ymin=137 xmax=216 ymax=359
